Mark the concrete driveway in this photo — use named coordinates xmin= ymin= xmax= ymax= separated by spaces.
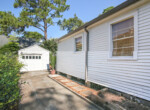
xmin=19 ymin=71 xmax=100 ymax=110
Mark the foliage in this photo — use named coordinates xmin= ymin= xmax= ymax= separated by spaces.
xmin=41 ymin=38 xmax=57 ymax=54
xmin=102 ymin=6 xmax=114 ymax=14
xmin=14 ymin=0 xmax=70 ymax=40
xmin=0 ymin=42 xmax=20 ymax=55
xmin=24 ymin=31 xmax=43 ymax=41
xmin=0 ymin=11 xmax=25 ymax=36
xmin=58 ymin=14 xmax=84 ymax=33
xmin=0 ymin=54 xmax=23 ymax=110
xmin=50 ymin=53 xmax=56 ymax=70
xmin=9 ymin=33 xmax=19 ymax=42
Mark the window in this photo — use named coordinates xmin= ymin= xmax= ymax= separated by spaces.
xmin=75 ymin=37 xmax=82 ymax=51
xmin=22 ymin=56 xmax=25 ymax=59
xmin=33 ymin=56 xmax=35 ymax=59
xmin=112 ymin=18 xmax=134 ymax=56
xmin=26 ymin=56 xmax=28 ymax=59
xmin=39 ymin=56 xmax=41 ymax=59
xmin=36 ymin=56 xmax=38 ymax=59
xmin=29 ymin=56 xmax=32 ymax=59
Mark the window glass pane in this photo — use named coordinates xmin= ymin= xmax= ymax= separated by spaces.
xmin=33 ymin=56 xmax=35 ymax=59
xmin=36 ymin=56 xmax=38 ymax=59
xmin=29 ymin=56 xmax=32 ymax=59
xmin=26 ymin=56 xmax=28 ymax=59
xmin=112 ymin=18 xmax=133 ymax=32
xmin=75 ymin=37 xmax=82 ymax=51
xmin=22 ymin=56 xmax=25 ymax=59
xmin=39 ymin=56 xmax=41 ymax=59
xmin=112 ymin=18 xmax=134 ymax=56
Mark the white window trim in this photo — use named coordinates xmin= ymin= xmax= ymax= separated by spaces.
xmin=74 ymin=34 xmax=83 ymax=52
xmin=108 ymin=10 xmax=138 ymax=61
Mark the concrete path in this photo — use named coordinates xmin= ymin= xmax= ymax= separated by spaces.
xmin=19 ymin=71 xmax=100 ymax=110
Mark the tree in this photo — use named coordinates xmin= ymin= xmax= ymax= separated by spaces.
xmin=41 ymin=38 xmax=57 ymax=54
xmin=58 ymin=14 xmax=84 ymax=33
xmin=102 ymin=6 xmax=114 ymax=14
xmin=0 ymin=42 xmax=20 ymax=55
xmin=0 ymin=11 xmax=25 ymax=36
xmin=24 ymin=31 xmax=43 ymax=41
xmin=14 ymin=0 xmax=70 ymax=40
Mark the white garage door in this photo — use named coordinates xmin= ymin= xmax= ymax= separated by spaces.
xmin=21 ymin=54 xmax=45 ymax=71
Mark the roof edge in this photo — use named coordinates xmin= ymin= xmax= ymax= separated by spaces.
xmin=19 ymin=44 xmax=50 ymax=52
xmin=58 ymin=0 xmax=140 ymax=41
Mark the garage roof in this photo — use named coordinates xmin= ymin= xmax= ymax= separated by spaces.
xmin=19 ymin=44 xmax=50 ymax=52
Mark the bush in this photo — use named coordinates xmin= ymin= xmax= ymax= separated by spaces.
xmin=41 ymin=39 xmax=57 ymax=55
xmin=0 ymin=42 xmax=20 ymax=55
xmin=0 ymin=53 xmax=23 ymax=110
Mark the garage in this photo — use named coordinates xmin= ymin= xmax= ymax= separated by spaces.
xmin=18 ymin=45 xmax=49 ymax=72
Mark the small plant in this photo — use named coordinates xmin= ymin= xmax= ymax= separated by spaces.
xmin=50 ymin=53 xmax=56 ymax=74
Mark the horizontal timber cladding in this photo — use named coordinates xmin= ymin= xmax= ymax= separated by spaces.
xmin=88 ymin=3 xmax=150 ymax=101
xmin=57 ymin=32 xmax=86 ymax=80
xmin=56 ymin=51 xmax=85 ymax=79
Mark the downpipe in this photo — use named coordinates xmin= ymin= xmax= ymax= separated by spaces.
xmin=84 ymin=27 xmax=89 ymax=85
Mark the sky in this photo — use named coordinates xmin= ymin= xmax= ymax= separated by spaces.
xmin=0 ymin=0 xmax=126 ymax=39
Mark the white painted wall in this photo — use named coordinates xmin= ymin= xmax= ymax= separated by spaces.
xmin=19 ymin=45 xmax=49 ymax=72
xmin=57 ymin=32 xmax=86 ymax=79
xmin=88 ymin=3 xmax=150 ymax=101
xmin=57 ymin=2 xmax=150 ymax=101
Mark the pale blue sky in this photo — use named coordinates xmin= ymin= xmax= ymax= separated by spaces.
xmin=0 ymin=0 xmax=126 ymax=39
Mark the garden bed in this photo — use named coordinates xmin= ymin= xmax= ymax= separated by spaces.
xmin=51 ymin=74 xmax=150 ymax=110
xmin=90 ymin=88 xmax=150 ymax=110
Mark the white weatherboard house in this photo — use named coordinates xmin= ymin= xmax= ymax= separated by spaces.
xmin=19 ymin=45 xmax=49 ymax=72
xmin=57 ymin=0 xmax=150 ymax=102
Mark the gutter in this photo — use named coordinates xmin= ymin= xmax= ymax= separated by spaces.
xmin=84 ymin=27 xmax=89 ymax=84
xmin=58 ymin=0 xmax=140 ymax=41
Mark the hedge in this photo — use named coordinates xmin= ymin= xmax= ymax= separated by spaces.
xmin=0 ymin=53 xmax=23 ymax=110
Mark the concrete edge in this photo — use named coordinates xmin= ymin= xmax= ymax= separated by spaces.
xmin=48 ymin=75 xmax=104 ymax=110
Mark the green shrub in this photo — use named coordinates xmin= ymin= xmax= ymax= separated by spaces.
xmin=50 ymin=53 xmax=56 ymax=70
xmin=0 ymin=53 xmax=23 ymax=110
xmin=41 ymin=39 xmax=57 ymax=54
xmin=0 ymin=42 xmax=20 ymax=55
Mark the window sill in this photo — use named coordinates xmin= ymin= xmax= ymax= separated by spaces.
xmin=108 ymin=57 xmax=137 ymax=61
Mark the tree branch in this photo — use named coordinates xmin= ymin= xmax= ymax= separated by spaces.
xmin=37 ymin=23 xmax=44 ymax=28
xmin=47 ymin=21 xmax=58 ymax=28
xmin=47 ymin=24 xmax=52 ymax=28
xmin=33 ymin=25 xmax=44 ymax=32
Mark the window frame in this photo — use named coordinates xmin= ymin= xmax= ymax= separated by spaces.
xmin=74 ymin=35 xmax=83 ymax=52
xmin=108 ymin=11 xmax=138 ymax=60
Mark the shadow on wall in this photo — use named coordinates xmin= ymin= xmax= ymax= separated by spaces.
xmin=19 ymin=87 xmax=95 ymax=110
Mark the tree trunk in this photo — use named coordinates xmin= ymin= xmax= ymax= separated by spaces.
xmin=44 ymin=29 xmax=47 ymax=40
xmin=44 ymin=18 xmax=47 ymax=40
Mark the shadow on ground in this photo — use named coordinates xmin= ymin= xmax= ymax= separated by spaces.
xmin=19 ymin=86 xmax=98 ymax=110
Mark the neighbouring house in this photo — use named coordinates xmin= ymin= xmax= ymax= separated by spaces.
xmin=57 ymin=0 xmax=150 ymax=103
xmin=0 ymin=35 xmax=9 ymax=47
xmin=18 ymin=37 xmax=45 ymax=48
xmin=18 ymin=45 xmax=49 ymax=72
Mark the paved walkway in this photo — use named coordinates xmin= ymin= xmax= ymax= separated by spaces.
xmin=19 ymin=71 xmax=100 ymax=110
xmin=50 ymin=75 xmax=97 ymax=98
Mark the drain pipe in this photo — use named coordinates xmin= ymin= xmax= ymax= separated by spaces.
xmin=84 ymin=27 xmax=89 ymax=86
